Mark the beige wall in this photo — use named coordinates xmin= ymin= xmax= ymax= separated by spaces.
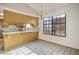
xmin=39 ymin=4 xmax=79 ymax=49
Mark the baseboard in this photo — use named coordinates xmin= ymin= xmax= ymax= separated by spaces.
xmin=39 ymin=39 xmax=79 ymax=51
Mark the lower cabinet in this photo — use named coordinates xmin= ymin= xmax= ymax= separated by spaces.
xmin=3 ymin=32 xmax=38 ymax=50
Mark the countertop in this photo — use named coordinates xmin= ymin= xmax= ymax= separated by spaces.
xmin=3 ymin=29 xmax=39 ymax=35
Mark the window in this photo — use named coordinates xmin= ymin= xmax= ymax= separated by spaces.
xmin=43 ymin=17 xmax=53 ymax=35
xmin=43 ymin=14 xmax=66 ymax=37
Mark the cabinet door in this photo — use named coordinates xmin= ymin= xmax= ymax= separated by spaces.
xmin=3 ymin=32 xmax=38 ymax=50
xmin=4 ymin=10 xmax=39 ymax=24
xmin=3 ymin=33 xmax=22 ymax=50
xmin=31 ymin=17 xmax=39 ymax=26
xmin=23 ymin=15 xmax=31 ymax=23
xmin=2 ymin=21 xmax=8 ymax=27
xmin=23 ymin=15 xmax=39 ymax=25
xmin=4 ymin=10 xmax=23 ymax=23
xmin=21 ymin=32 xmax=38 ymax=42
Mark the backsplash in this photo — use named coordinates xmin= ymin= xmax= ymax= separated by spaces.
xmin=3 ymin=24 xmax=39 ymax=32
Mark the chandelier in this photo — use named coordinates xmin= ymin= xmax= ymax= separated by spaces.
xmin=36 ymin=3 xmax=48 ymax=19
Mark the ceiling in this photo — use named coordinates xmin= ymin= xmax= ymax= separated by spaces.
xmin=27 ymin=3 xmax=78 ymax=16
xmin=27 ymin=3 xmax=73 ymax=13
xmin=0 ymin=3 xmax=70 ymax=13
xmin=27 ymin=3 xmax=59 ymax=11
xmin=0 ymin=3 xmax=78 ymax=17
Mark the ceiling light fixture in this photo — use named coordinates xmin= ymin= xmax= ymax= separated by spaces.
xmin=37 ymin=3 xmax=48 ymax=20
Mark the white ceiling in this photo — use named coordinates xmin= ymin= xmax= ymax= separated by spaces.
xmin=0 ymin=3 xmax=38 ymax=17
xmin=0 ymin=3 xmax=78 ymax=17
xmin=27 ymin=3 xmax=59 ymax=11
xmin=27 ymin=3 xmax=68 ymax=16
xmin=27 ymin=3 xmax=71 ymax=12
xmin=0 ymin=3 xmax=68 ymax=12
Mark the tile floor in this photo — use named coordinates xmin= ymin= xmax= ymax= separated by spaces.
xmin=0 ymin=40 xmax=79 ymax=55
xmin=23 ymin=40 xmax=79 ymax=55
xmin=0 ymin=46 xmax=37 ymax=55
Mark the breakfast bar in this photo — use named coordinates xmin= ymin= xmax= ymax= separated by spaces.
xmin=3 ymin=30 xmax=38 ymax=50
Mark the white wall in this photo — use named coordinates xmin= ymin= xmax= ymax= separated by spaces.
xmin=0 ymin=16 xmax=3 ymax=19
xmin=39 ymin=4 xmax=79 ymax=49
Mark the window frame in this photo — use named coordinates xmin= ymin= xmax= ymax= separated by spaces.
xmin=43 ymin=14 xmax=66 ymax=37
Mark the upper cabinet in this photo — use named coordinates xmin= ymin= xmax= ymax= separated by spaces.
xmin=4 ymin=10 xmax=23 ymax=23
xmin=4 ymin=10 xmax=39 ymax=26
xmin=23 ymin=15 xmax=38 ymax=26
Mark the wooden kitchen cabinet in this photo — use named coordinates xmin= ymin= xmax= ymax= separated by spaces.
xmin=2 ymin=21 xmax=8 ymax=27
xmin=4 ymin=10 xmax=24 ymax=23
xmin=22 ymin=14 xmax=39 ymax=25
xmin=4 ymin=33 xmax=22 ymax=50
xmin=22 ymin=32 xmax=38 ymax=41
xmin=3 ymin=32 xmax=38 ymax=50
xmin=3 ymin=10 xmax=39 ymax=50
xmin=4 ymin=10 xmax=39 ymax=24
